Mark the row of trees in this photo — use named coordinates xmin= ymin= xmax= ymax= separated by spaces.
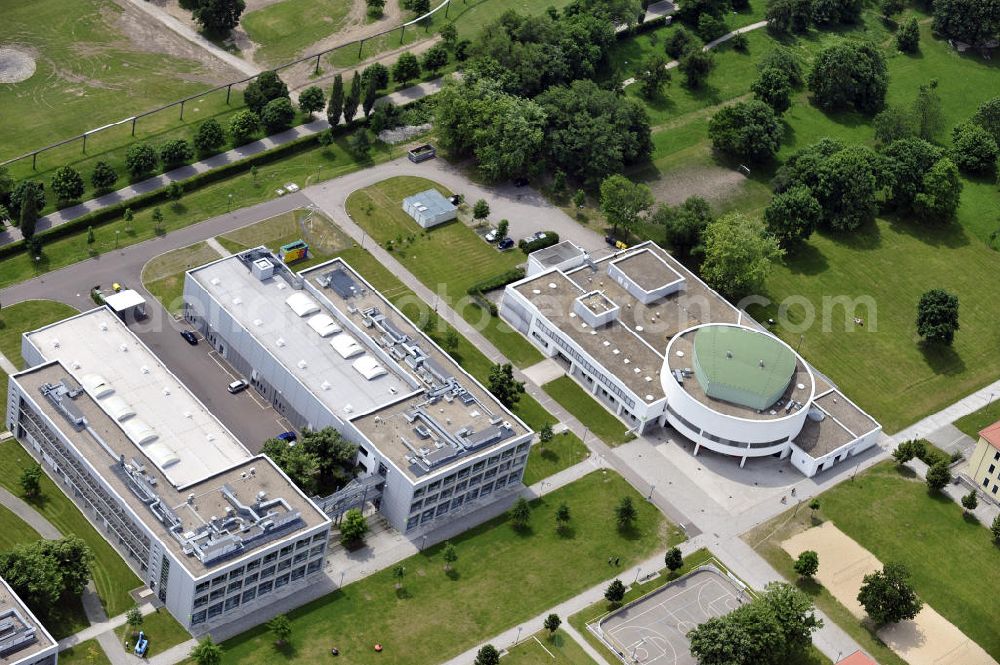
xmin=765 ymin=0 xmax=863 ymax=35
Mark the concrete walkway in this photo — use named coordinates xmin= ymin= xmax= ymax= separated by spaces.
xmin=0 ymin=486 xmax=61 ymax=539
xmin=0 ymin=350 xmax=17 ymax=375
xmin=203 ymin=236 xmax=231 ymax=258
xmin=893 ymin=378 xmax=1000 ymax=442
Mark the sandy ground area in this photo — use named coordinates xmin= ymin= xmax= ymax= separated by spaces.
xmin=782 ymin=522 xmax=997 ymax=665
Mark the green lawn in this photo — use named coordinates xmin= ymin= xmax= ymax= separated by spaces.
xmin=142 ymin=241 xmax=223 ymax=315
xmin=115 ymin=608 xmax=190 ymax=658
xmin=523 ymin=432 xmax=591 ymax=486
xmin=243 ymin=0 xmax=352 ymax=65
xmin=345 ymin=176 xmax=543 ymax=367
xmin=542 ymin=377 xmax=631 ymax=446
xmin=747 ymin=461 xmax=1000 ymax=661
xmin=502 ymin=629 xmax=596 ymax=665
xmin=0 ymin=300 xmax=80 ymax=370
xmin=954 ymin=401 xmax=1000 ymax=440
xmin=195 ymin=471 xmax=679 ymax=665
xmin=0 ymin=441 xmax=141 ymax=620
xmin=0 ymin=503 xmax=46 ymax=554
xmin=58 ymin=638 xmax=111 ymax=665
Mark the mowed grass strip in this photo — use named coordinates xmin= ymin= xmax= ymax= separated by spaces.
xmin=0 ymin=300 xmax=81 ymax=370
xmin=114 ymin=608 xmax=190 ymax=658
xmin=345 ymin=176 xmax=543 ymax=367
xmin=522 ymin=432 xmax=591 ymax=486
xmin=503 ymin=628 xmax=596 ymax=665
xmin=197 ymin=471 xmax=676 ymax=665
xmin=57 ymin=639 xmax=112 ymax=665
xmin=243 ymin=0 xmax=352 ymax=65
xmin=142 ymin=241 xmax=224 ymax=315
xmin=0 ymin=441 xmax=141 ymax=619
xmin=954 ymin=402 xmax=1000 ymax=440
xmin=543 ymin=376 xmax=631 ymax=446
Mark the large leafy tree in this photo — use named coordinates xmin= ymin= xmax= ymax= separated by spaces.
xmin=701 ymin=212 xmax=783 ymax=300
xmin=0 ymin=536 xmax=93 ymax=617
xmin=244 ymin=71 xmax=289 ymax=114
xmin=228 ymin=110 xmax=260 ymax=145
xmin=752 ymin=67 xmax=793 ymax=114
xmin=262 ymin=438 xmax=320 ymax=494
xmin=192 ymin=0 xmax=245 ymax=33
xmin=814 ymin=144 xmax=885 ymax=231
xmin=392 ymin=52 xmax=421 ymax=86
xmin=873 ymin=105 xmax=916 ymax=146
xmin=764 ymin=185 xmax=821 ymax=248
xmin=679 ymin=49 xmax=715 ymax=89
xmin=932 ymin=0 xmax=1000 ymax=47
xmin=882 ymin=137 xmax=944 ymax=210
xmin=758 ymin=47 xmax=804 ymax=87
xmin=914 ymin=158 xmax=962 ymax=223
xmin=708 ymin=100 xmax=782 ymax=162
xmin=124 ymin=143 xmax=158 ymax=179
xmin=655 ymin=196 xmax=713 ymax=259
xmin=857 ymin=562 xmax=923 ymax=626
xmin=950 ymin=122 xmax=999 ymax=174
xmin=193 ymin=119 xmax=226 ymax=155
xmin=261 ymin=97 xmax=295 ymax=132
xmin=51 ymin=166 xmax=85 ymax=202
xmin=911 ymin=83 xmax=944 ymax=142
xmin=300 ymin=427 xmax=357 ymax=491
xmin=971 ymin=97 xmax=1000 ymax=145
xmin=765 ymin=0 xmax=813 ymax=34
xmin=599 ymin=174 xmax=654 ymax=237
xmin=298 ymin=86 xmax=325 ymax=116
xmin=487 ymin=363 xmax=525 ymax=409
xmin=916 ymin=288 xmax=960 ymax=345
xmin=190 ymin=637 xmax=223 ymax=665
xmin=807 ymin=41 xmax=888 ymax=114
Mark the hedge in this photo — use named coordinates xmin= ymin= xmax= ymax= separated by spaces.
xmin=518 ymin=231 xmax=559 ymax=254
xmin=466 ymin=267 xmax=526 ymax=316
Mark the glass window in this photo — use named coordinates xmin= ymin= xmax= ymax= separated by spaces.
xmin=481 ymin=482 xmax=494 ymax=496
xmin=293 ymin=552 xmax=308 ymax=564
xmin=207 ymin=603 xmax=224 ymax=619
xmin=278 ymin=559 xmax=292 ymax=572
xmin=296 ymin=538 xmax=310 ymax=550
xmin=246 ymin=559 xmax=261 ymax=572
xmin=227 ymin=581 xmax=242 ymax=593
xmin=242 ymin=587 xmax=257 ymax=603
xmin=413 ymin=487 xmax=425 ymax=498
xmin=258 ymin=580 xmax=274 ymax=595
xmin=224 ymin=596 xmax=240 ymax=611
xmin=421 ymin=509 xmax=434 ymax=522
xmin=501 ymin=449 xmax=514 ymax=460
xmin=457 ymin=467 xmax=470 ymax=479
xmin=443 ymin=474 xmax=456 ymax=486
xmin=471 ymin=474 xmax=483 ymax=485
xmin=211 ymin=574 xmax=227 ymax=586
xmin=262 ymin=565 xmax=276 ymax=578
xmin=193 ymin=595 xmax=208 ymax=609
xmin=440 ymin=487 xmax=453 ymax=499
xmin=209 ymin=588 xmax=225 ymax=601
xmin=312 ymin=533 xmax=326 ymax=543
xmin=455 ymin=480 xmax=468 ymax=492
xmin=307 ymin=559 xmax=322 ymax=574
xmin=467 ymin=487 xmax=479 ymax=501
xmin=488 ymin=455 xmax=500 ymax=466
xmin=425 ymin=493 xmax=439 ymax=506
xmin=280 ymin=545 xmax=293 ymax=558
xmin=990 ymin=464 xmax=997 ymax=474
xmin=310 ymin=544 xmax=325 ymax=557
xmin=473 ymin=461 xmax=486 ymax=472
xmin=485 ymin=467 xmax=498 ymax=478
xmin=275 ymin=574 xmax=291 ymax=589
xmin=191 ymin=610 xmax=207 ymax=626
xmin=228 ymin=567 xmax=245 ymax=579
xmin=244 ymin=573 xmax=259 ymax=585
xmin=264 ymin=552 xmax=278 ymax=564
xmin=451 ymin=495 xmax=464 ymax=509
xmin=516 ymin=442 xmax=529 ymax=453
xmin=195 ymin=581 xmax=210 ymax=593
xmin=410 ymin=499 xmax=423 ymax=513
xmin=436 ymin=503 xmax=449 ymax=516
xmin=291 ymin=566 xmax=306 ymax=582
xmin=406 ymin=516 xmax=419 ymax=530
xmin=428 ymin=480 xmax=441 ymax=491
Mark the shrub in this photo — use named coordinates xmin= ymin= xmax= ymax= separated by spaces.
xmin=896 ymin=17 xmax=920 ymax=52
xmin=261 ymin=97 xmax=296 ymax=133
xmin=51 ymin=166 xmax=85 ymax=202
xmin=950 ymin=123 xmax=998 ymax=174
xmin=193 ymin=119 xmax=226 ymax=155
xmin=665 ymin=26 xmax=699 ymax=58
xmin=90 ymin=161 xmax=118 ymax=192
xmin=159 ymin=139 xmax=194 ymax=169
xmin=518 ymin=232 xmax=560 ymax=254
xmin=229 ymin=110 xmax=260 ymax=145
xmin=124 ymin=143 xmax=158 ymax=179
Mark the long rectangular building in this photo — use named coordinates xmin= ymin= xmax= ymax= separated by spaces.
xmin=0 ymin=576 xmax=58 ymax=665
xmin=7 ymin=308 xmax=331 ymax=632
xmin=183 ymin=249 xmax=533 ymax=533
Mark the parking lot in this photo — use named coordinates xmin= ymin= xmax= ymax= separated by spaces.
xmin=598 ymin=568 xmax=746 ymax=665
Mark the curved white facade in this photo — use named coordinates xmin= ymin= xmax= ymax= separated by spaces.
xmin=661 ymin=324 xmax=816 ymax=460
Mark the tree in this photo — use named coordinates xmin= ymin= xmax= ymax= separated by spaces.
xmin=327 ymin=74 xmax=344 ymax=127
xmin=883 ymin=138 xmax=943 ymax=211
xmin=496 ymin=219 xmax=509 ymax=240
xmin=344 ymin=72 xmax=362 ymax=123
xmin=637 ymin=54 xmax=671 ymax=100
xmin=961 ymin=490 xmax=978 ymax=513
xmin=362 ymin=63 xmax=390 ymax=91
xmin=454 ymin=39 xmax=471 ymax=61
xmin=51 ymin=166 xmax=85 ymax=203
xmin=572 ymin=190 xmax=586 ymax=208
xmin=766 ymin=0 xmax=813 ymax=34
xmin=151 ymin=207 xmax=164 ymax=233
xmin=808 ymin=41 xmax=888 ymax=114
xmin=873 ymin=106 xmax=916 ymax=146
xmin=697 ymin=13 xmax=727 ymax=41
xmin=0 ymin=537 xmax=93 ymax=613
xmin=362 ymin=76 xmax=378 ymax=118
xmin=123 ymin=207 xmax=134 ymax=231
xmin=881 ymin=0 xmax=904 ymax=16
xmin=892 ymin=439 xmax=917 ymax=464
xmin=752 ymin=67 xmax=793 ymax=114
xmin=916 ymin=289 xmax=960 ymax=345
xmin=261 ymin=437 xmax=319 ymax=493
xmin=474 ymin=645 xmax=500 ymax=665
xmin=442 ymin=328 xmax=459 ymax=354
xmin=473 ymin=199 xmax=490 ymax=221
xmin=339 ymin=508 xmax=369 ymax=545
xmin=300 ymin=427 xmax=357 ymax=491
xmin=18 ymin=186 xmax=39 ymax=240
xmin=190 ymin=637 xmax=223 ymax=665
xmin=731 ymin=31 xmax=749 ymax=52
xmin=393 ymin=52 xmax=421 ymax=86
xmin=664 ymin=547 xmax=684 ymax=572
xmin=599 ymin=174 xmax=653 ymax=237
xmin=228 ymin=110 xmax=260 ymax=145
xmin=244 ymin=71 xmax=288 ymax=114
xmin=679 ymin=49 xmax=714 ymax=89
xmin=815 ymin=144 xmax=885 ymax=231
xmin=858 ymin=562 xmax=922 ymax=626
xmin=555 ymin=502 xmax=571 ymax=534
xmin=370 ymin=101 xmax=403 ymax=133
xmin=911 ymin=83 xmax=944 ymax=142
xmin=90 ymin=161 xmax=118 ymax=192
xmin=812 ymin=0 xmax=863 ymax=24
xmin=442 ymin=542 xmax=457 ymax=571
xmin=440 ymin=22 xmax=458 ymax=47
xmin=665 ymin=26 xmax=698 ymax=58
xmin=932 ymin=0 xmax=1000 ymax=48
xmin=124 ymin=143 xmax=158 ymax=179
xmin=268 ymin=614 xmax=292 ymax=645
xmin=192 ymin=0 xmax=245 ymax=33
xmin=509 ymin=497 xmax=531 ymax=528
xmin=615 ymin=496 xmax=637 ymax=530
xmin=125 ymin=606 xmax=144 ymax=636
xmin=487 ymin=363 xmax=524 ymax=408
xmin=971 ymin=97 xmax=1000 ymax=145
xmin=809 ymin=498 xmax=820 ymax=513
xmin=992 ymin=514 xmax=1000 ymax=546
xmin=392 ymin=564 xmax=406 ymax=590
xmin=366 ymin=0 xmax=386 ymax=18
xmin=701 ymin=212 xmax=783 ymax=300
xmin=764 ymin=185 xmax=821 ymax=248
xmin=539 ymin=423 xmax=554 ymax=446
xmin=896 ymin=17 xmax=920 ymax=53
xmin=166 ymin=182 xmax=184 ymax=207
xmin=925 ymin=460 xmax=951 ymax=491
xmin=914 ymin=158 xmax=962 ymax=223
xmin=708 ymin=100 xmax=782 ymax=162
xmin=422 ymin=43 xmax=449 ymax=74
xmin=605 ymin=579 xmax=626 ymax=604
xmin=544 ymin=613 xmax=562 ymax=635
xmin=159 ymin=139 xmax=194 ymax=169
xmin=409 ymin=0 xmax=431 ymax=13
xmin=951 ymin=123 xmax=998 ymax=174
xmin=759 ymin=582 xmax=823 ymax=656
xmin=193 ymin=119 xmax=226 ymax=155
xmin=656 ymin=196 xmax=712 ymax=258
xmin=759 ymin=47 xmax=804 ymax=87
xmin=794 ymin=550 xmax=819 ymax=578
xmin=298 ymin=86 xmax=325 ymax=116
xmin=19 ymin=464 xmax=42 ymax=498
xmin=87 ymin=226 xmax=95 ymax=244
xmin=261 ymin=97 xmax=295 ymax=133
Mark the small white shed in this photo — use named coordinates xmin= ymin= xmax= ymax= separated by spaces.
xmin=401 ymin=189 xmax=457 ymax=229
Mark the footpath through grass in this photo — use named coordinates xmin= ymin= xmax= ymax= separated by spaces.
xmin=57 ymin=638 xmax=111 ymax=665
xmin=0 ymin=441 xmax=141 ymax=620
xmin=747 ymin=461 xmax=1000 ymax=661
xmin=345 ymin=176 xmax=543 ymax=367
xmin=201 ymin=471 xmax=678 ymax=665
xmin=503 ymin=628 xmax=596 ymax=665
xmin=114 ymin=608 xmax=190 ymax=659
xmin=543 ymin=376 xmax=632 ymax=446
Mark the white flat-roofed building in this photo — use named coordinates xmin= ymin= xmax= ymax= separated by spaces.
xmin=184 ymin=249 xmax=533 ymax=534
xmin=8 ymin=309 xmax=331 ymax=633
xmin=0 ymin=576 xmax=58 ymax=665
xmin=501 ymin=241 xmax=881 ymax=477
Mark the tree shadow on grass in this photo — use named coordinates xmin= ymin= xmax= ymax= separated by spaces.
xmin=272 ymin=641 xmax=297 ymax=658
xmin=893 ymin=465 xmax=917 ymax=479
xmin=511 ymin=524 xmax=535 ymax=539
xmin=445 ymin=569 xmax=461 ymax=582
xmin=783 ymin=242 xmax=830 ymax=276
xmin=918 ymin=341 xmax=965 ymax=377
xmin=962 ymin=511 xmax=980 ymax=525
xmin=617 ymin=524 xmax=642 ymax=542
xmin=884 ymin=212 xmax=971 ymax=250
xmin=394 ymin=587 xmax=412 ymax=600
xmin=794 ymin=576 xmax=825 ymax=599
xmin=556 ymin=525 xmax=577 ymax=540
xmin=816 ymin=220 xmax=882 ymax=251
xmin=539 ymin=448 xmax=560 ymax=463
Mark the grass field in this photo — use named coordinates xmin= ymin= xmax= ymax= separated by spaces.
xmin=58 ymin=638 xmax=111 ymax=665
xmin=187 ymin=471 xmax=678 ymax=665
xmin=542 ymin=377 xmax=632 ymax=446
xmin=345 ymin=176 xmax=543 ymax=367
xmin=503 ymin=629 xmax=596 ymax=665
xmin=522 ymin=432 xmax=591 ymax=486
xmin=243 ymin=0 xmax=352 ymax=65
xmin=0 ymin=503 xmax=45 ymax=553
xmin=747 ymin=461 xmax=1000 ymax=661
xmin=142 ymin=241 xmax=224 ymax=315
xmin=954 ymin=402 xmax=1000 ymax=440
xmin=114 ymin=608 xmax=190 ymax=658
xmin=0 ymin=300 xmax=80 ymax=370
xmin=0 ymin=440 xmax=141 ymax=620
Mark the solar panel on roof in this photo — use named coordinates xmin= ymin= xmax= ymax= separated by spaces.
xmin=326 ymin=268 xmax=360 ymax=299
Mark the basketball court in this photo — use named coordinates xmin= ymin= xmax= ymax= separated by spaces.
xmin=597 ymin=567 xmax=746 ymax=665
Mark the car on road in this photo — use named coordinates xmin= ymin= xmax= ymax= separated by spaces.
xmin=484 ymin=229 xmax=498 ymax=243
xmin=498 ymin=238 xmax=514 ymax=250
xmin=277 ymin=431 xmax=297 ymax=443
xmin=134 ymin=631 xmax=148 ymax=657
xmin=179 ymin=330 xmax=198 ymax=345
xmin=227 ymin=379 xmax=249 ymax=394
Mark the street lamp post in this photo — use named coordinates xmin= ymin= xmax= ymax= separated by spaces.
xmin=227 ymin=193 xmax=234 ymax=213
xmin=634 ymin=566 xmax=642 ymax=584
xmin=515 ymin=626 xmax=522 ymax=645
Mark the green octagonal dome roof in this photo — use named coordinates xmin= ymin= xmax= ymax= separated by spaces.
xmin=692 ymin=325 xmax=796 ymax=411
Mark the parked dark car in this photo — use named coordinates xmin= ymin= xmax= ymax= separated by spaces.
xmin=277 ymin=431 xmax=297 ymax=443
xmin=180 ymin=330 xmax=198 ymax=345
xmin=498 ymin=238 xmax=515 ymax=250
